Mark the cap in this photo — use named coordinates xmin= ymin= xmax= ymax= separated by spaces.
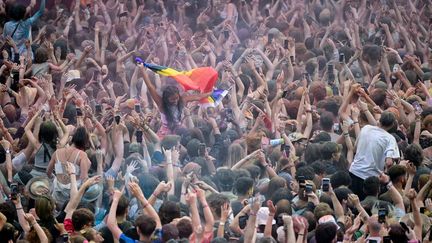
xmin=288 ymin=132 xmax=307 ymax=142
xmin=65 ymin=70 xmax=80 ymax=83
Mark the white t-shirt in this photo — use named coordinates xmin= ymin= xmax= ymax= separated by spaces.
xmin=349 ymin=125 xmax=400 ymax=179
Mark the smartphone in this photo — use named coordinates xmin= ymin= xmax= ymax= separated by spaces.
xmin=136 ymin=130 xmax=143 ymax=143
xmin=115 ymin=115 xmax=120 ymax=124
xmin=224 ymin=30 xmax=230 ymax=39
xmin=383 ymin=236 xmax=391 ymax=243
xmin=39 ymin=109 xmax=46 ymax=118
xmin=10 ymin=183 xmax=18 ymax=200
xmin=76 ymin=108 xmax=83 ymax=117
xmin=175 ymin=31 xmax=182 ymax=42
xmin=420 ymin=207 xmax=426 ymax=214
xmin=400 ymin=222 xmax=409 ymax=232
xmin=378 ymin=208 xmax=387 ymax=223
xmin=267 ymin=33 xmax=274 ymax=44
xmin=339 ymin=53 xmax=345 ymax=64
xmin=12 ymin=72 xmax=19 ymax=83
xmin=369 ymin=240 xmax=377 ymax=243
xmin=282 ymin=90 xmax=289 ymax=98
xmin=328 ymin=64 xmax=335 ymax=83
xmin=284 ymin=39 xmax=289 ymax=49
xmin=60 ymin=233 xmax=69 ymax=243
xmin=226 ymin=108 xmax=233 ymax=122
xmin=393 ymin=64 xmax=400 ymax=73
xmin=288 ymin=56 xmax=294 ymax=64
xmin=298 ymin=176 xmax=305 ymax=188
xmin=198 ymin=143 xmax=206 ymax=157
xmin=322 ymin=178 xmax=330 ymax=192
xmin=95 ymin=104 xmax=102 ymax=114
xmin=412 ymin=101 xmax=423 ymax=113
xmin=134 ymin=104 xmax=141 ymax=113
xmin=265 ymin=9 xmax=270 ymax=17
xmin=370 ymin=13 xmax=376 ymax=24
xmin=305 ymin=184 xmax=313 ymax=194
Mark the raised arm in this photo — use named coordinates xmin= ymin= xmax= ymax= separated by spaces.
xmin=129 ymin=182 xmax=162 ymax=228
xmin=107 ymin=189 xmax=124 ymax=240
xmin=28 ymin=0 xmax=46 ymax=24
xmin=138 ymin=63 xmax=163 ymax=110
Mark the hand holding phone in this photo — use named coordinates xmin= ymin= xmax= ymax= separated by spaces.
xmin=322 ymin=178 xmax=330 ymax=192
xmin=136 ymin=130 xmax=143 ymax=143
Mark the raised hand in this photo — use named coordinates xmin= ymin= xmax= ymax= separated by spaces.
xmin=126 ymin=160 xmax=139 ymax=175
xmin=128 ymin=181 xmax=144 ymax=199
xmin=220 ymin=202 xmax=230 ymax=222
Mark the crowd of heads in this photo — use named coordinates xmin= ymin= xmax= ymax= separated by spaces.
xmin=0 ymin=0 xmax=431 ymax=242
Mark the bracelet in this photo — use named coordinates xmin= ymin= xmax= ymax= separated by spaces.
xmin=69 ymin=173 xmax=75 ymax=175
xmin=219 ymin=221 xmax=225 ymax=226
xmin=143 ymin=203 xmax=149 ymax=208
xmin=353 ymin=121 xmax=359 ymax=124
xmin=249 ymin=211 xmax=257 ymax=216
xmin=298 ymin=234 xmax=304 ymax=236
xmin=152 ymin=193 xmax=159 ymax=198
xmin=31 ymin=222 xmax=38 ymax=227
xmin=202 ymin=204 xmax=209 ymax=209
xmin=16 ymin=207 xmax=23 ymax=210
xmin=268 ymin=213 xmax=274 ymax=217
xmin=305 ymin=110 xmax=312 ymax=113
xmin=343 ymin=133 xmax=349 ymax=136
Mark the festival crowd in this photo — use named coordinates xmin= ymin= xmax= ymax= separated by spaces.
xmin=0 ymin=0 xmax=431 ymax=242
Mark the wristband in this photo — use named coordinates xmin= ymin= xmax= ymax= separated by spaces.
xmin=219 ymin=221 xmax=225 ymax=226
xmin=298 ymin=234 xmax=304 ymax=236
xmin=343 ymin=133 xmax=349 ymax=136
xmin=16 ymin=207 xmax=23 ymax=210
xmin=353 ymin=121 xmax=359 ymax=124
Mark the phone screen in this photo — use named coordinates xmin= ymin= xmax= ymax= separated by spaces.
xmin=95 ymin=104 xmax=102 ymax=113
xmin=284 ymin=39 xmax=289 ymax=49
xmin=339 ymin=53 xmax=345 ymax=63
xmin=199 ymin=143 xmax=206 ymax=156
xmin=134 ymin=104 xmax=141 ymax=113
xmin=412 ymin=101 xmax=423 ymax=113
xmin=76 ymin=108 xmax=83 ymax=117
xmin=322 ymin=178 xmax=330 ymax=192
xmin=136 ymin=130 xmax=143 ymax=143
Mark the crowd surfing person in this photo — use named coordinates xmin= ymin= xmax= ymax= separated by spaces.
xmin=0 ymin=0 xmax=431 ymax=242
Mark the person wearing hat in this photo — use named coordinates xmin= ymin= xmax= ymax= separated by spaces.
xmin=349 ymin=111 xmax=400 ymax=200
xmin=287 ymin=132 xmax=308 ymax=158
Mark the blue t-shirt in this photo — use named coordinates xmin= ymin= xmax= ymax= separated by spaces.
xmin=119 ymin=229 xmax=162 ymax=243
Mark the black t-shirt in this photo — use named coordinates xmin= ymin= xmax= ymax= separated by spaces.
xmin=99 ymin=221 xmax=134 ymax=243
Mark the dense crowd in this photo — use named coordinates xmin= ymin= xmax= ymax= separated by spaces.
xmin=0 ymin=0 xmax=431 ymax=242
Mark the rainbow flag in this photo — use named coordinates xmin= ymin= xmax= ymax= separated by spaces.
xmin=201 ymin=89 xmax=229 ymax=107
xmin=138 ymin=59 xmax=218 ymax=93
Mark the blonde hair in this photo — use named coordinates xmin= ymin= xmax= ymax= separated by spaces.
xmin=226 ymin=143 xmax=246 ymax=167
xmin=0 ymin=212 xmax=6 ymax=222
